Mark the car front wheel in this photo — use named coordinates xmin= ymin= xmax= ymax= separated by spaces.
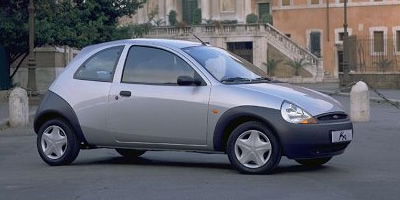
xmin=37 ymin=119 xmax=80 ymax=166
xmin=227 ymin=121 xmax=282 ymax=174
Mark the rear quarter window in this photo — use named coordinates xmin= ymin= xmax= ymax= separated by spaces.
xmin=74 ymin=46 xmax=124 ymax=82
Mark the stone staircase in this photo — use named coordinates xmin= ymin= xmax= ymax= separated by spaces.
xmin=146 ymin=23 xmax=325 ymax=82
xmin=264 ymin=24 xmax=324 ymax=82
xmin=322 ymin=71 xmax=339 ymax=83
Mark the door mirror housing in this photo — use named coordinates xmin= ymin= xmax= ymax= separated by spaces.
xmin=177 ymin=76 xmax=202 ymax=86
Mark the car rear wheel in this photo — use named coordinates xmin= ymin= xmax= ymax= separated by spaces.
xmin=227 ymin=121 xmax=281 ymax=174
xmin=115 ymin=149 xmax=146 ymax=158
xmin=295 ymin=157 xmax=332 ymax=167
xmin=37 ymin=119 xmax=80 ymax=166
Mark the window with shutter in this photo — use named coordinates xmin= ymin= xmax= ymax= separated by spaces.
xmin=258 ymin=3 xmax=270 ymax=17
xmin=373 ymin=31 xmax=384 ymax=53
xmin=396 ymin=31 xmax=400 ymax=52
xmin=311 ymin=0 xmax=320 ymax=4
xmin=282 ymin=0 xmax=291 ymax=6
xmin=310 ymin=32 xmax=321 ymax=57
xmin=182 ymin=0 xmax=198 ymax=25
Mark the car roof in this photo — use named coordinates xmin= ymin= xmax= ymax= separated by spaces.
xmin=83 ymin=39 xmax=203 ymax=52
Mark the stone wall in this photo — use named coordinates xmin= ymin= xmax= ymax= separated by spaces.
xmin=340 ymin=73 xmax=400 ymax=89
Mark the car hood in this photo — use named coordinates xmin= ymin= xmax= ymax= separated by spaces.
xmin=234 ymin=83 xmax=345 ymax=116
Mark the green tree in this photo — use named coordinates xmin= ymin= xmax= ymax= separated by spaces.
xmin=0 ymin=0 xmax=146 ymax=80
xmin=285 ymin=58 xmax=311 ymax=76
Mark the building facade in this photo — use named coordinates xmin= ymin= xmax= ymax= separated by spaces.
xmin=123 ymin=0 xmax=400 ymax=81
xmin=272 ymin=0 xmax=400 ymax=77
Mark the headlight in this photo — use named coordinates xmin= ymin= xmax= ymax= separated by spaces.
xmin=281 ymin=101 xmax=317 ymax=124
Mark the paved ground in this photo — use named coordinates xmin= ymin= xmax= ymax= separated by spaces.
xmin=1 ymin=96 xmax=400 ymax=200
xmin=295 ymin=83 xmax=400 ymax=101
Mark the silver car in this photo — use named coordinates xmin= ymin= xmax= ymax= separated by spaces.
xmin=34 ymin=39 xmax=353 ymax=174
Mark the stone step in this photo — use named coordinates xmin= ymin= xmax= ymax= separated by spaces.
xmin=322 ymin=78 xmax=339 ymax=83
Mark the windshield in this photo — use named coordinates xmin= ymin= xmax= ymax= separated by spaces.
xmin=183 ymin=46 xmax=270 ymax=84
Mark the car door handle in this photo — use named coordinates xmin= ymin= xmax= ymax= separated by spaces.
xmin=119 ymin=91 xmax=131 ymax=97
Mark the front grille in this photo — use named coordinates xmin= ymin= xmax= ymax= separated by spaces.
xmin=317 ymin=113 xmax=348 ymax=122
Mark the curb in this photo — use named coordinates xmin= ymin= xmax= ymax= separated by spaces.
xmin=318 ymin=90 xmax=400 ymax=106
xmin=0 ymin=111 xmax=36 ymax=130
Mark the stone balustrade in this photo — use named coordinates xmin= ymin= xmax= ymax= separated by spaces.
xmin=146 ymin=23 xmax=324 ymax=82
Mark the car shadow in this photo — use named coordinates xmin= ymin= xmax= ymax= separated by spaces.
xmin=74 ymin=156 xmax=333 ymax=174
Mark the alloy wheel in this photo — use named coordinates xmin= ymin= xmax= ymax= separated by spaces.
xmin=234 ymin=130 xmax=272 ymax=169
xmin=41 ymin=125 xmax=68 ymax=160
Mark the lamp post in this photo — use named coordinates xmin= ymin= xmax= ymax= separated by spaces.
xmin=27 ymin=0 xmax=37 ymax=95
xmin=341 ymin=0 xmax=350 ymax=92
xmin=343 ymin=0 xmax=348 ymax=38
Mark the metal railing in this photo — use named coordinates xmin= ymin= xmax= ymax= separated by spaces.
xmin=345 ymin=36 xmax=400 ymax=72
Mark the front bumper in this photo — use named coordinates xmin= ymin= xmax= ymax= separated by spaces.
xmin=277 ymin=121 xmax=353 ymax=159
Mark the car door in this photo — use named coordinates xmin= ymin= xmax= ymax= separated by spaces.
xmin=108 ymin=45 xmax=211 ymax=146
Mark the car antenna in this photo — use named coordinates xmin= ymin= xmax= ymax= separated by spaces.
xmin=191 ymin=33 xmax=207 ymax=46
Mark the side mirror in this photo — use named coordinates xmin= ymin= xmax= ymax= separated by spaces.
xmin=177 ymin=76 xmax=202 ymax=86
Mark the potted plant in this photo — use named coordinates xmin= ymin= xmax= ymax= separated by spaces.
xmin=263 ymin=58 xmax=282 ymax=77
xmin=246 ymin=14 xmax=258 ymax=24
xmin=374 ymin=58 xmax=393 ymax=72
xmin=285 ymin=58 xmax=311 ymax=83
xmin=168 ymin=10 xmax=177 ymax=26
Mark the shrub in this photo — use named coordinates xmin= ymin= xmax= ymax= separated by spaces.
xmin=192 ymin=8 xmax=202 ymax=25
xmin=259 ymin=14 xmax=273 ymax=25
xmin=246 ymin=14 xmax=259 ymax=24
xmin=374 ymin=58 xmax=394 ymax=72
xmin=168 ymin=10 xmax=177 ymax=26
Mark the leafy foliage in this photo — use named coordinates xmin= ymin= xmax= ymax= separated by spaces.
xmin=0 ymin=0 xmax=146 ymax=61
xmin=285 ymin=58 xmax=311 ymax=76
xmin=259 ymin=14 xmax=273 ymax=25
xmin=0 ymin=0 xmax=146 ymax=79
xmin=168 ymin=10 xmax=178 ymax=26
xmin=374 ymin=58 xmax=394 ymax=72
xmin=263 ymin=59 xmax=282 ymax=77
xmin=246 ymin=14 xmax=258 ymax=24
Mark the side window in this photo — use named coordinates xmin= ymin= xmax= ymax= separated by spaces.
xmin=122 ymin=46 xmax=200 ymax=85
xmin=74 ymin=46 xmax=124 ymax=82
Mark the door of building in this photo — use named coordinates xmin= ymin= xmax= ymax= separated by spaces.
xmin=227 ymin=42 xmax=253 ymax=64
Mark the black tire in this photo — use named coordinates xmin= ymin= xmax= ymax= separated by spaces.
xmin=227 ymin=121 xmax=282 ymax=174
xmin=37 ymin=119 xmax=80 ymax=166
xmin=295 ymin=157 xmax=332 ymax=167
xmin=115 ymin=149 xmax=146 ymax=158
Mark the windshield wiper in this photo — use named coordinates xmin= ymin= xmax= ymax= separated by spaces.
xmin=221 ymin=77 xmax=252 ymax=83
xmin=251 ymin=77 xmax=272 ymax=83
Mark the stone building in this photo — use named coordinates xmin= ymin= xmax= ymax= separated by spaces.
xmin=120 ymin=0 xmax=400 ymax=83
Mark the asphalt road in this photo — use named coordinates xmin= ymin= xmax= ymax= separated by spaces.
xmin=1 ymin=96 xmax=400 ymax=200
